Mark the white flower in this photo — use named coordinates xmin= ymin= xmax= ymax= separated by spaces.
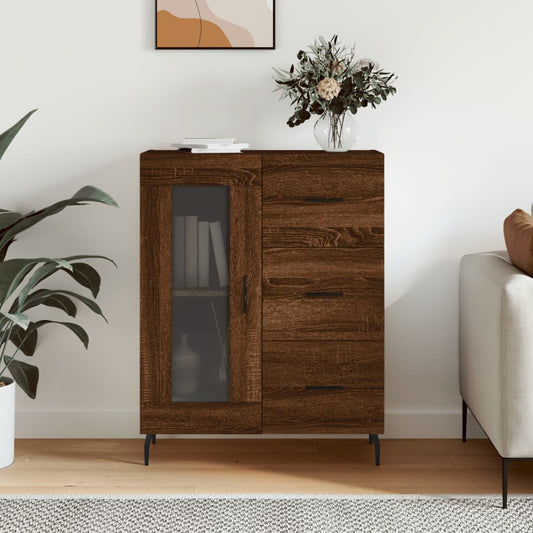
xmin=354 ymin=58 xmax=378 ymax=72
xmin=317 ymin=77 xmax=341 ymax=101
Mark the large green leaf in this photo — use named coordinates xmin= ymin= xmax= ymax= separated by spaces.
xmin=0 ymin=211 xmax=24 ymax=231
xmin=8 ymin=359 xmax=39 ymax=399
xmin=9 ymin=324 xmax=38 ymax=356
xmin=0 ymin=257 xmax=70 ymax=306
xmin=64 ymin=263 xmax=102 ymax=298
xmin=0 ymin=186 xmax=118 ymax=258
xmin=30 ymin=320 xmax=89 ymax=349
xmin=19 ymin=290 xmax=78 ymax=318
xmin=0 ymin=110 xmax=37 ymax=161
xmin=21 ymin=289 xmax=107 ymax=321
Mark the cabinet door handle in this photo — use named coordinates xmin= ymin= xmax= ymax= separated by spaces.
xmin=304 ymin=292 xmax=344 ymax=298
xmin=305 ymin=385 xmax=344 ymax=391
xmin=243 ymin=275 xmax=248 ymax=314
xmin=304 ymin=197 xmax=344 ymax=203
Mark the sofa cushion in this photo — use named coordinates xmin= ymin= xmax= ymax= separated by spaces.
xmin=504 ymin=209 xmax=533 ymax=277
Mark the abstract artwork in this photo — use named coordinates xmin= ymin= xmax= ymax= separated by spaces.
xmin=156 ymin=0 xmax=275 ymax=49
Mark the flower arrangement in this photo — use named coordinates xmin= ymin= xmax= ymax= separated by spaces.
xmin=274 ymin=35 xmax=397 ymax=150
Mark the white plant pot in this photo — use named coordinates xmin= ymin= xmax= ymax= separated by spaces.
xmin=0 ymin=377 xmax=15 ymax=469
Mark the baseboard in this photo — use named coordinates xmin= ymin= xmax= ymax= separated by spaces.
xmin=15 ymin=409 xmax=487 ymax=439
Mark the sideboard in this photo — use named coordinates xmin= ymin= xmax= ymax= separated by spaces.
xmin=140 ymin=150 xmax=384 ymax=465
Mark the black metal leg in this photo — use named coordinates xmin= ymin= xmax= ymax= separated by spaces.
xmin=502 ymin=458 xmax=509 ymax=509
xmin=368 ymin=434 xmax=372 ymax=444
xmin=462 ymin=399 xmax=467 ymax=443
xmin=144 ymin=434 xmax=155 ymax=466
xmin=152 ymin=434 xmax=156 ymax=444
xmin=369 ymin=434 xmax=380 ymax=466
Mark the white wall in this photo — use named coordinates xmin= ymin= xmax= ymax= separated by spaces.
xmin=2 ymin=0 xmax=532 ymax=438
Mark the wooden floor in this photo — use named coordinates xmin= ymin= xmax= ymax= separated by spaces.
xmin=2 ymin=439 xmax=533 ymax=495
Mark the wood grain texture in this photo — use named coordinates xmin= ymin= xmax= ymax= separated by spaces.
xmin=263 ymin=226 xmax=383 ymax=249
xmin=229 ymin=185 xmax=262 ymax=402
xmin=141 ymin=403 xmax=262 ymax=434
xmin=263 ymin=341 xmax=383 ymax=390
xmin=263 ymin=248 xmax=383 ymax=340
xmin=263 ymin=151 xmax=384 ymax=230
xmin=140 ymin=151 xmax=262 ymax=186
xmin=263 ymin=388 xmax=384 ymax=434
xmin=140 ymin=185 xmax=172 ymax=404
xmin=6 ymin=439 xmax=533 ymax=496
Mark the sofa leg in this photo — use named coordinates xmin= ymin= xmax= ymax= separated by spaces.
xmin=462 ymin=399 xmax=467 ymax=442
xmin=502 ymin=458 xmax=509 ymax=509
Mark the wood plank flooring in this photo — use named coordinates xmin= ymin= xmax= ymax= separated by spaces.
xmin=1 ymin=439 xmax=533 ymax=495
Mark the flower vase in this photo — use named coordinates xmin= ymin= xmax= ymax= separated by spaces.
xmin=313 ymin=111 xmax=357 ymax=152
xmin=172 ymin=333 xmax=200 ymax=398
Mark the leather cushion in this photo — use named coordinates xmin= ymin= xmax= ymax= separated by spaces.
xmin=504 ymin=209 xmax=533 ymax=277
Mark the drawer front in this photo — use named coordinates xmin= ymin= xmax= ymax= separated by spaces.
xmin=263 ymin=341 xmax=383 ymax=390
xmin=263 ymin=387 xmax=384 ymax=434
xmin=263 ymin=248 xmax=383 ymax=340
xmin=263 ymin=152 xmax=384 ymax=247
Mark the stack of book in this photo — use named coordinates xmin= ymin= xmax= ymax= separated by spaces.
xmin=172 ymin=216 xmax=228 ymax=289
xmin=172 ymin=138 xmax=250 ymax=154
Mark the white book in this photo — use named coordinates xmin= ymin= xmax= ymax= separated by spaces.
xmin=176 ymin=143 xmax=250 ymax=150
xmin=181 ymin=148 xmax=243 ymax=154
xmin=185 ymin=216 xmax=198 ymax=288
xmin=172 ymin=216 xmax=185 ymax=288
xmin=181 ymin=137 xmax=235 ymax=145
xmin=198 ymin=221 xmax=210 ymax=288
xmin=209 ymin=221 xmax=229 ymax=288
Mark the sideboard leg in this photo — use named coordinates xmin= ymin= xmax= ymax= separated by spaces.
xmin=462 ymin=399 xmax=468 ymax=442
xmin=369 ymin=434 xmax=381 ymax=466
xmin=502 ymin=458 xmax=509 ymax=509
xmin=144 ymin=434 xmax=155 ymax=466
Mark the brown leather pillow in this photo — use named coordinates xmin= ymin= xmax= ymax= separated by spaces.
xmin=504 ymin=208 xmax=533 ymax=277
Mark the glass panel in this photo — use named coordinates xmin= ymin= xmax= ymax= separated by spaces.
xmin=171 ymin=186 xmax=230 ymax=402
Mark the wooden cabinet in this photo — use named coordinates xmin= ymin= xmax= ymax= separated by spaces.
xmin=140 ymin=150 xmax=384 ymax=464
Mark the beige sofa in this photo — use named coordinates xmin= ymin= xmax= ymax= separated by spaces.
xmin=459 ymin=251 xmax=533 ymax=508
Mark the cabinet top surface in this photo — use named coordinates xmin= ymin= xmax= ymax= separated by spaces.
xmin=141 ymin=149 xmax=384 ymax=157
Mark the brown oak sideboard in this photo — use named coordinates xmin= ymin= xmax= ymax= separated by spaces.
xmin=140 ymin=150 xmax=384 ymax=465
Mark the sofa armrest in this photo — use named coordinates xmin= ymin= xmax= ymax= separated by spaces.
xmin=459 ymin=252 xmax=533 ymax=457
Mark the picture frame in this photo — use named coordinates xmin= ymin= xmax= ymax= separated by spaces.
xmin=155 ymin=0 xmax=275 ymax=50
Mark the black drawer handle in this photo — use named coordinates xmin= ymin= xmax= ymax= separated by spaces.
xmin=305 ymin=385 xmax=344 ymax=391
xmin=305 ymin=197 xmax=343 ymax=203
xmin=304 ymin=292 xmax=344 ymax=298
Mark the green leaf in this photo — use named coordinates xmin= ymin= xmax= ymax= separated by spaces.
xmin=0 ymin=211 xmax=24 ymax=231
xmin=30 ymin=320 xmax=89 ymax=349
xmin=0 ymin=258 xmax=44 ymax=305
xmin=64 ymin=263 xmax=101 ymax=298
xmin=8 ymin=359 xmax=39 ymax=399
xmin=0 ymin=110 xmax=37 ymax=161
xmin=9 ymin=324 xmax=38 ymax=356
xmin=0 ymin=186 xmax=118 ymax=258
xmin=23 ymin=289 xmax=107 ymax=321
xmin=0 ymin=311 xmax=30 ymax=330
xmin=20 ymin=289 xmax=78 ymax=318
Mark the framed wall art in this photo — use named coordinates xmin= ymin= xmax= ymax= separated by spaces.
xmin=156 ymin=0 xmax=275 ymax=49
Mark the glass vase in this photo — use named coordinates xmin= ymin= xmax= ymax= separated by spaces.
xmin=313 ymin=111 xmax=357 ymax=152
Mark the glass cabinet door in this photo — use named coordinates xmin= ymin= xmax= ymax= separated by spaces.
xmin=171 ymin=186 xmax=230 ymax=402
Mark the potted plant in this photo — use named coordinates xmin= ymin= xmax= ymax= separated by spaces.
xmin=0 ymin=111 xmax=118 ymax=468
xmin=274 ymin=35 xmax=397 ymax=151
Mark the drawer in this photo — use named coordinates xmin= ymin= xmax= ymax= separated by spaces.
xmin=263 ymin=248 xmax=383 ymax=340
xmin=263 ymin=152 xmax=384 ymax=243
xmin=263 ymin=341 xmax=384 ymax=390
xmin=263 ymin=387 xmax=384 ymax=434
